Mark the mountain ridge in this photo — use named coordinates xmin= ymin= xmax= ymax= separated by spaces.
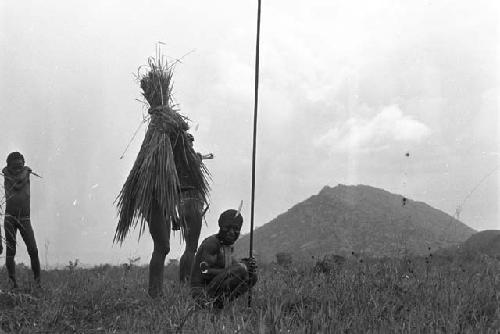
xmin=235 ymin=184 xmax=476 ymax=262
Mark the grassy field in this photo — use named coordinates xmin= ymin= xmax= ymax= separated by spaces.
xmin=0 ymin=254 xmax=499 ymax=333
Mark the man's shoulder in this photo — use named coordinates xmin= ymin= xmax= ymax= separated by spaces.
xmin=200 ymin=234 xmax=220 ymax=249
xmin=2 ymin=166 xmax=30 ymax=177
xmin=201 ymin=234 xmax=219 ymax=245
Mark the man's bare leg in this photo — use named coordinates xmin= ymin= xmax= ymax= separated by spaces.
xmin=147 ymin=202 xmax=170 ymax=298
xmin=18 ymin=219 xmax=41 ymax=287
xmin=179 ymin=199 xmax=202 ymax=283
xmin=4 ymin=217 xmax=18 ymax=288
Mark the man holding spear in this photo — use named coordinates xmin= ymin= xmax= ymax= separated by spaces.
xmin=190 ymin=208 xmax=257 ymax=309
xmin=2 ymin=152 xmax=42 ymax=289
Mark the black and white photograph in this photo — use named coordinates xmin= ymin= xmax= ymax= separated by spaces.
xmin=0 ymin=0 xmax=499 ymax=332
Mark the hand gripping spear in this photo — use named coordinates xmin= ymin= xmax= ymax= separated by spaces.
xmin=248 ymin=0 xmax=262 ymax=308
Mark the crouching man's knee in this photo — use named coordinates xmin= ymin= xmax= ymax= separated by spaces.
xmin=231 ymin=262 xmax=258 ymax=286
xmin=229 ymin=263 xmax=249 ymax=281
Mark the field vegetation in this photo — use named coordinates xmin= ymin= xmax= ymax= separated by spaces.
xmin=0 ymin=253 xmax=499 ymax=333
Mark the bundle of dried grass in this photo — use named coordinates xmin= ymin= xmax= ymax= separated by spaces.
xmin=114 ymin=55 xmax=210 ymax=243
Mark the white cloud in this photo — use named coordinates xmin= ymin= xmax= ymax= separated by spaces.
xmin=316 ymin=105 xmax=431 ymax=153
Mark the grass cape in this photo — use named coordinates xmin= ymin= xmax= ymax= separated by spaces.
xmin=114 ymin=56 xmax=210 ymax=243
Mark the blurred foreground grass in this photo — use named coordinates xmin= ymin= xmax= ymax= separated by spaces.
xmin=0 ymin=254 xmax=499 ymax=333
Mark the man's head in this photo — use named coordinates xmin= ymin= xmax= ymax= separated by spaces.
xmin=6 ymin=152 xmax=25 ymax=172
xmin=218 ymin=209 xmax=243 ymax=245
xmin=186 ymin=133 xmax=194 ymax=148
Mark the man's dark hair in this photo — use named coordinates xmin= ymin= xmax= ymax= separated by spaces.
xmin=6 ymin=152 xmax=24 ymax=165
xmin=218 ymin=209 xmax=243 ymax=227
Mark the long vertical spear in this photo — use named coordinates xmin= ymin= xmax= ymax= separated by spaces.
xmin=248 ymin=0 xmax=262 ymax=307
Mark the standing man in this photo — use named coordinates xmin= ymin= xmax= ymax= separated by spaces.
xmin=115 ymin=59 xmax=211 ymax=298
xmin=0 ymin=218 xmax=2 ymax=257
xmin=2 ymin=152 xmax=41 ymax=288
xmin=178 ymin=133 xmax=213 ymax=283
xmin=190 ymin=209 xmax=257 ymax=309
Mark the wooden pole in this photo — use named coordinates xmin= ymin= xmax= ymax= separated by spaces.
xmin=248 ymin=0 xmax=262 ymax=307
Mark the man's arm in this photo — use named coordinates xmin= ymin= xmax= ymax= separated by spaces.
xmin=198 ymin=241 xmax=225 ymax=277
xmin=12 ymin=169 xmax=30 ymax=190
xmin=201 ymin=153 xmax=214 ymax=160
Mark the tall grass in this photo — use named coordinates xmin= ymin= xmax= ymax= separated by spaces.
xmin=0 ymin=255 xmax=499 ymax=333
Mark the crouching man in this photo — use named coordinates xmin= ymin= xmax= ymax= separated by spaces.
xmin=190 ymin=209 xmax=257 ymax=309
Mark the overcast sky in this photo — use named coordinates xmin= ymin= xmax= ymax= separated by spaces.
xmin=1 ymin=0 xmax=498 ymax=266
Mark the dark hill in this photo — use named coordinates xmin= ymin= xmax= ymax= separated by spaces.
xmin=433 ymin=230 xmax=500 ymax=261
xmin=462 ymin=230 xmax=500 ymax=258
xmin=235 ymin=184 xmax=476 ymax=262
